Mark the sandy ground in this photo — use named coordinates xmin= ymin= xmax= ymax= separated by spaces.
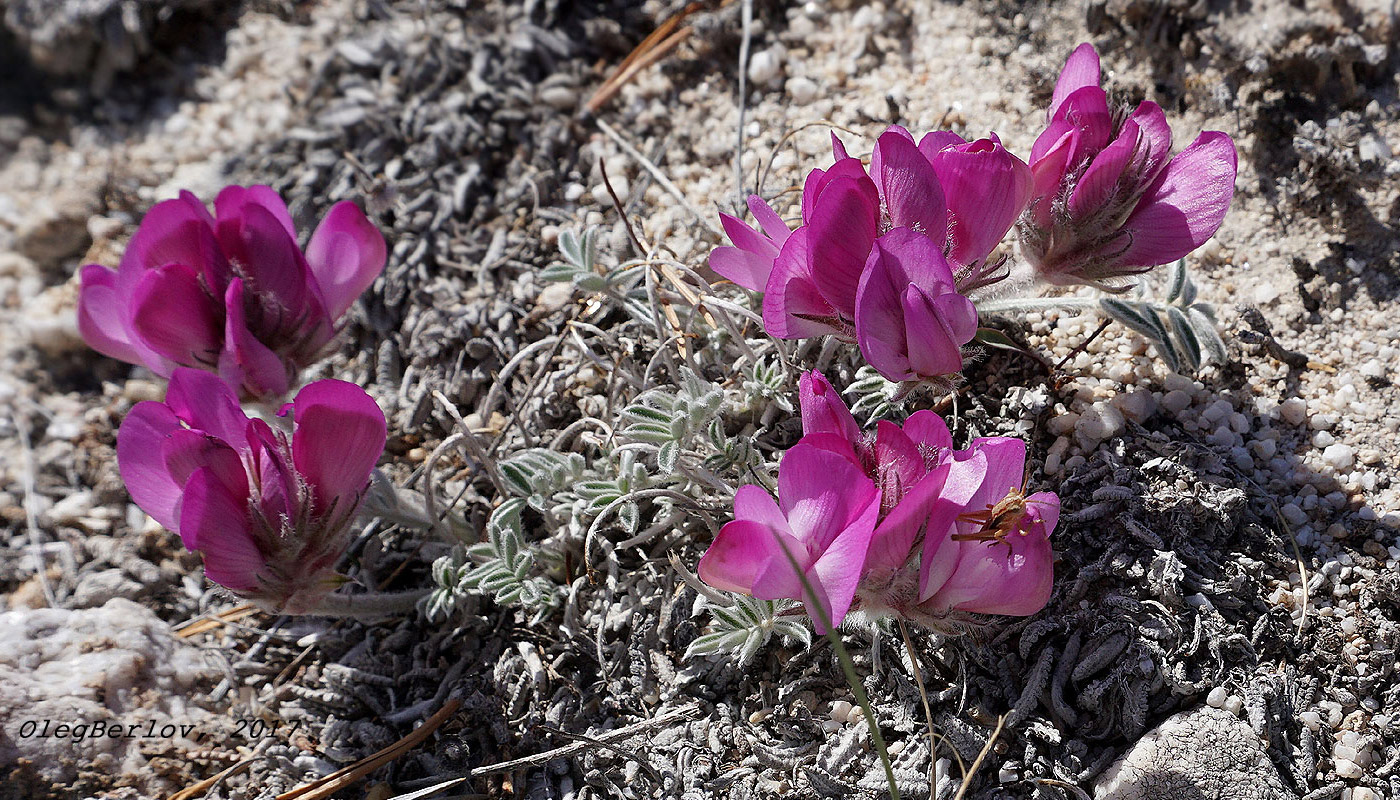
xmin=1 ymin=1 xmax=1398 ymax=798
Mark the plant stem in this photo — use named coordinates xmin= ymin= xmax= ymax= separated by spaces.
xmin=975 ymin=296 xmax=1098 ymax=314
xmin=302 ymin=588 xmax=428 ymax=619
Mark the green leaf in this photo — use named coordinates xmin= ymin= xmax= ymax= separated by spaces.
xmin=1188 ymin=306 xmax=1229 ymax=364
xmin=1167 ymin=307 xmax=1202 ymax=371
xmin=973 ymin=326 xmax=1029 ymax=354
xmin=1164 ymin=259 xmax=1187 ymax=304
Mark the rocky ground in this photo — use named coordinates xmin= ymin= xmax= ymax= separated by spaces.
xmin=1 ymin=1 xmax=1398 ymax=799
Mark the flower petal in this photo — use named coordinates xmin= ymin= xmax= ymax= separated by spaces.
xmin=762 ymin=229 xmax=843 ymax=339
xmin=180 ymin=467 xmax=263 ymax=592
xmin=1125 ymin=101 xmax=1173 ymax=182
xmin=805 ymin=489 xmax=880 ymax=631
xmin=78 ymin=264 xmax=170 ymax=373
xmin=118 ymin=191 xmax=223 ymax=288
xmin=163 ymin=367 xmax=250 ymax=451
xmin=799 ymin=371 xmax=861 ymax=445
xmin=218 ymin=279 xmax=291 ymax=399
xmin=1068 ymin=120 xmax=1139 ymax=219
xmin=1048 ymin=43 xmax=1101 ymax=121
xmin=215 ymin=185 xmax=297 ymax=242
xmin=160 ymin=429 xmax=247 ymax=547
xmin=711 ymin=213 xmax=779 ymax=291
xmin=129 ymin=263 xmax=223 ymax=368
xmin=901 ymin=410 xmax=952 ymax=453
xmin=290 ymin=379 xmax=387 ymax=515
xmin=777 ymin=443 xmax=879 ymax=550
xmin=930 ymin=136 xmax=1032 ymax=266
xmin=917 ymin=448 xmax=990 ymax=600
xmin=923 ymin=531 xmax=1054 ymax=616
xmin=866 ymin=459 xmax=949 ymax=575
xmin=808 ymin=176 xmax=880 ymax=317
xmin=916 ymin=130 xmax=966 ymax=161
xmin=902 ymin=286 xmax=973 ymax=379
xmin=700 ymin=518 xmax=799 ymax=596
xmin=215 ymin=201 xmax=318 ymax=320
xmin=117 ymin=401 xmax=185 ymax=531
xmin=1114 ymin=131 xmax=1239 ymax=267
xmin=748 ymin=195 xmax=791 ymax=245
xmin=305 ymin=201 xmax=387 ymax=320
xmin=873 ymin=130 xmax=948 ymax=242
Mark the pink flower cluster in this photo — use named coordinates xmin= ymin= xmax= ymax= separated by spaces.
xmin=79 ymin=186 xmax=391 ymax=610
xmin=78 ymin=186 xmax=386 ymax=400
xmin=119 ymin=369 xmax=386 ymax=612
xmin=712 ymin=43 xmax=1237 ymax=381
xmin=698 ymin=372 xmax=1058 ymax=632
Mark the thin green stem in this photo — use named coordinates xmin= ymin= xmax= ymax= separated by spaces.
xmin=301 ymin=588 xmax=428 ymax=619
xmin=771 ymin=542 xmax=899 ymax=800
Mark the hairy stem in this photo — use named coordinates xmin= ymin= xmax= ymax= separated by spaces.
xmin=300 ymin=588 xmax=428 ymax=619
xmin=975 ymin=296 xmax=1098 ymax=314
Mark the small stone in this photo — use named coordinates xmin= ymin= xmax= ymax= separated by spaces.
xmin=1299 ymin=711 xmax=1322 ymax=731
xmin=1112 ymin=389 xmax=1156 ymax=423
xmin=1323 ymin=443 xmax=1356 ymax=471
xmin=1076 ymin=402 xmax=1126 ymax=444
xmin=1161 ymin=390 xmax=1193 ymax=414
xmin=829 ymin=700 xmax=853 ymax=722
xmin=1046 ymin=412 xmax=1079 ymax=436
xmin=1224 ymin=695 xmax=1244 ymax=716
xmin=1278 ymin=398 xmax=1307 ymax=426
xmin=1207 ymin=687 xmax=1228 ymax=708
xmin=747 ymin=46 xmax=785 ymax=86
xmin=786 ymin=76 xmax=819 ymax=104
xmin=1352 ymin=788 xmax=1377 ymax=800
xmin=1334 ymin=758 xmax=1363 ymax=779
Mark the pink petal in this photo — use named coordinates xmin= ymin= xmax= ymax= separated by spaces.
xmin=748 ymin=195 xmax=791 ymax=245
xmin=305 ymin=201 xmax=387 ymax=320
xmin=830 ymin=132 xmax=850 ymax=161
xmin=868 ymin=124 xmax=916 ymax=181
xmin=180 ymin=467 xmax=263 ymax=592
xmin=218 ymin=279 xmax=292 ymax=399
xmin=117 ymin=192 xmax=223 ymax=288
xmin=873 ymin=130 xmax=948 ymax=242
xmin=215 ymin=185 xmax=297 ymax=241
xmin=160 ymin=429 xmax=247 ymax=547
xmin=798 ymin=370 xmax=861 ymax=444
xmin=901 ymin=410 xmax=951 ymax=452
xmin=1028 ymin=124 xmax=1077 ymax=225
xmin=1048 ymin=43 xmax=1102 ymax=121
xmin=116 ymin=401 xmax=185 ymax=531
xmin=700 ymin=518 xmax=798 ymax=595
xmin=808 ymin=176 xmax=880 ymax=317
xmin=917 ymin=448 xmax=990 ymax=600
xmin=163 ymin=367 xmax=250 ymax=451
xmin=916 ymin=130 xmax=966 ymax=161
xmin=923 ymin=532 xmax=1053 ymax=616
xmin=854 ymin=230 xmax=964 ymax=382
xmin=805 ymin=488 xmax=880 ymax=631
xmin=762 ymin=229 xmax=843 ymax=339
xmin=291 ymin=379 xmax=387 ymax=515
xmin=874 ymin=419 xmax=925 ymax=497
xmin=129 ymin=263 xmax=223 ymax=368
xmin=732 ymin=483 xmax=789 ymax=531
xmin=1114 ymin=131 xmax=1238 ymax=267
xmin=777 ymin=443 xmax=879 ymax=550
xmin=902 ymin=286 xmax=969 ymax=379
xmin=866 ymin=459 xmax=949 ymax=575
xmin=246 ymin=417 xmax=297 ymax=523
xmin=215 ymin=201 xmax=318 ymax=319
xmin=78 ymin=264 xmax=170 ymax=373
xmin=801 ymin=158 xmax=869 ymax=223
xmin=1068 ymin=120 xmax=1140 ymax=219
xmin=1125 ymin=101 xmax=1173 ymax=181
xmin=712 ymin=212 xmax=780 ymax=291
xmin=930 ymin=136 xmax=1032 ymax=266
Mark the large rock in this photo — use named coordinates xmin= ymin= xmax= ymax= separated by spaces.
xmin=1095 ymin=706 xmax=1296 ymax=800
xmin=0 ymin=598 xmax=218 ymax=793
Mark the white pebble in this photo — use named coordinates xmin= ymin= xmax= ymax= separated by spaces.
xmin=1278 ymin=398 xmax=1307 ymax=426
xmin=1207 ymin=686 xmax=1228 ymax=708
xmin=1224 ymin=695 xmax=1244 ymax=716
xmin=1112 ymin=389 xmax=1156 ymax=423
xmin=786 ymin=76 xmax=819 ymax=104
xmin=829 ymin=700 xmax=853 ymax=722
xmin=747 ymin=46 xmax=785 ymax=86
xmin=1300 ymin=711 xmax=1322 ymax=731
xmin=1323 ymin=443 xmax=1356 ymax=471
xmin=1335 ymin=759 xmax=1364 ymax=779
xmin=1076 ymin=402 xmax=1126 ymax=443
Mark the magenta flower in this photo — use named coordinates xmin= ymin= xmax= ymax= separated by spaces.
xmin=916 ymin=437 xmax=1059 ymax=616
xmin=797 ymin=371 xmax=955 ymax=576
xmin=854 ymin=229 xmax=979 ymax=385
xmin=870 ymin=127 xmax=1031 ymax=288
xmin=118 ymin=368 xmax=387 ymax=613
xmin=697 ymin=441 xmax=881 ymax=632
xmin=1020 ymin=43 xmax=1238 ymax=288
xmin=78 ymin=186 xmax=387 ymax=399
